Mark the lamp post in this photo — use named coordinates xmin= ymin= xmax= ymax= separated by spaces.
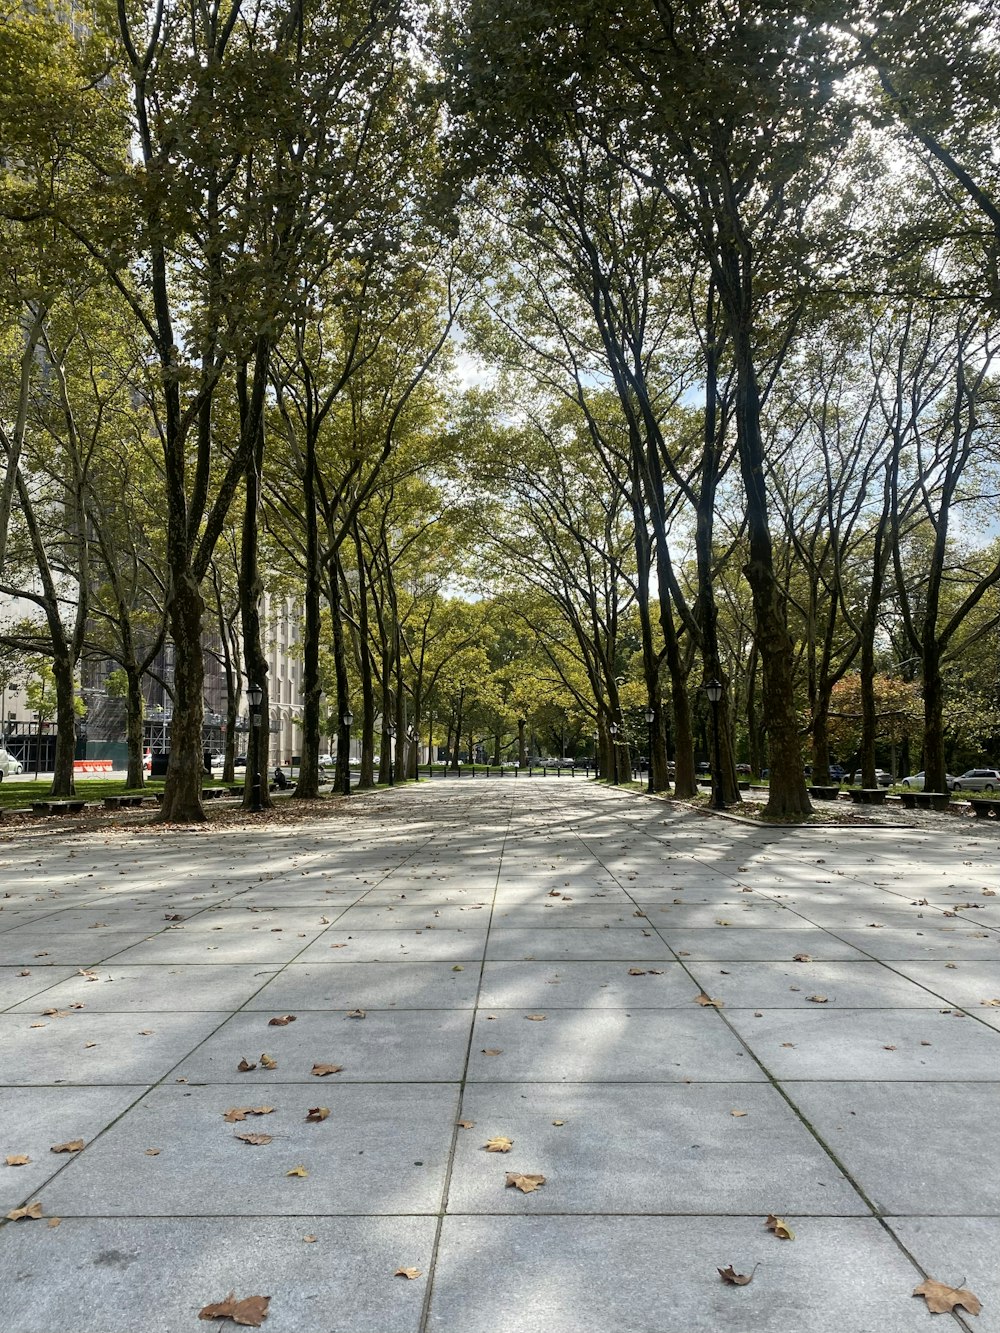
xmin=645 ymin=707 xmax=655 ymax=794
xmin=408 ymin=726 xmax=418 ymax=782
xmin=704 ymin=678 xmax=724 ymax=810
xmin=608 ymin=721 xmax=620 ymax=785
xmin=592 ymin=730 xmax=599 ymax=779
xmin=247 ymin=684 xmax=263 ymax=812
xmin=386 ymin=721 xmax=396 ymax=786
xmin=341 ymin=708 xmax=353 ymax=796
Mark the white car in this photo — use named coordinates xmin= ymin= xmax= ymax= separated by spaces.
xmin=950 ymin=768 xmax=1000 ymax=792
xmin=0 ymin=748 xmax=23 ymax=778
xmin=900 ymin=771 xmax=955 ymax=790
xmin=317 ymin=753 xmax=336 ymax=769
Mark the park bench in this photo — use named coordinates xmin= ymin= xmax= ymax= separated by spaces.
xmin=969 ymin=798 xmax=1000 ymax=820
xmin=102 ymin=795 xmax=144 ymax=810
xmin=899 ymin=791 xmax=951 ymax=812
xmin=808 ymin=785 xmax=841 ymax=800
xmin=848 ymin=788 xmax=887 ymax=806
xmin=31 ymin=800 xmax=87 ymax=815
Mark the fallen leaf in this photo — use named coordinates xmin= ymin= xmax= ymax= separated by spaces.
xmin=41 ymin=1008 xmax=71 ymax=1018
xmin=694 ymin=992 xmax=723 ymax=1007
xmin=346 ymin=1009 xmax=366 ymax=1019
xmin=451 ymin=965 xmax=463 ymax=971
xmin=715 ymin=919 xmax=731 ymax=926
xmin=806 ymin=995 xmax=829 ymax=1004
xmin=29 ymin=1023 xmax=46 ymax=1028
xmin=305 ymin=1107 xmax=330 ymax=1122
xmin=303 ymin=1235 xmax=317 ymax=1243
xmin=164 ymin=913 xmax=184 ymax=921
xmin=198 ymin=1292 xmax=271 ymax=1326
xmin=234 ymin=1132 xmax=273 ymax=1145
xmin=310 ymin=1063 xmax=343 ymax=1077
xmin=83 ymin=1042 xmax=97 ymax=1049
xmin=259 ymin=1053 xmax=277 ymax=1069
xmin=394 ymin=1268 xmax=422 ymax=1280
xmin=883 ymin=1044 xmax=897 ymax=1050
xmin=6 ymin=1201 xmax=43 ymax=1221
xmin=50 ymin=1140 xmax=84 ymax=1154
xmin=627 ymin=968 xmax=647 ymax=976
xmin=764 ymin=1214 xmax=794 ymax=1240
xmin=145 ymin=1148 xmax=160 ymax=1157
xmin=456 ymin=1120 xmax=475 ymax=1129
xmin=980 ymin=998 xmax=1000 ymax=1007
xmin=484 ymin=1136 xmax=513 ymax=1153
xmin=223 ymin=1107 xmax=274 ymax=1123
xmin=912 ymin=1278 xmax=981 ymax=1316
xmin=552 ymin=1120 xmax=565 ymax=1126
xmin=506 ymin=1172 xmax=545 ymax=1193
xmin=47 ymin=1217 xmax=61 ymax=1228
xmin=730 ymin=1110 xmax=747 ymax=1118
xmin=237 ymin=1058 xmax=257 ymax=1072
xmin=792 ymin=953 xmax=812 ymax=962
xmin=481 ymin=1048 xmax=503 ymax=1056
xmin=286 ymin=1165 xmax=308 ymax=1177
xmin=138 ymin=1030 xmax=154 ymax=1036
xmin=718 ymin=1265 xmax=754 ymax=1286
xmin=5 ymin=1155 xmax=30 ymax=1166
xmin=525 ymin=1014 xmax=546 ymax=1021
xmin=267 ymin=1015 xmax=297 ymax=1027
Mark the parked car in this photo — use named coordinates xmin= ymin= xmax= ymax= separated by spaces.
xmin=901 ymin=771 xmax=956 ymax=790
xmin=949 ymin=768 xmax=1000 ymax=792
xmin=0 ymin=748 xmax=22 ymax=778
xmin=205 ymin=752 xmax=225 ymax=769
xmin=873 ymin=769 xmax=892 ymax=787
xmin=233 ymin=755 xmax=247 ymax=768
xmin=317 ymin=753 xmax=336 ymax=769
xmin=829 ymin=764 xmax=846 ymax=781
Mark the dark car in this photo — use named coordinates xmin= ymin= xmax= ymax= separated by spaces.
xmin=233 ymin=755 xmax=247 ymax=768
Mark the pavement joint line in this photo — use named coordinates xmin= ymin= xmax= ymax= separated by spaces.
xmin=417 ymin=782 xmax=517 ymax=1333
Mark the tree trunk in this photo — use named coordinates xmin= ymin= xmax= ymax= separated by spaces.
xmin=518 ymin=718 xmax=527 ymax=767
xmin=328 ymin=557 xmax=352 ymax=797
xmin=50 ymin=643 xmax=76 ymax=798
xmin=294 ymin=427 xmax=322 ymax=800
xmin=125 ymin=666 xmax=145 ymax=789
xmin=159 ymin=572 xmax=207 ymax=822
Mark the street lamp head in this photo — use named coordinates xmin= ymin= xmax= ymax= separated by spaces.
xmin=247 ymin=683 xmax=263 ymax=708
xmin=645 ymin=707 xmax=655 ymax=724
xmin=342 ymin=710 xmax=354 ymax=729
xmin=407 ymin=726 xmax=416 ymax=741
xmin=386 ymin=722 xmax=396 ymax=738
xmin=703 ymin=678 xmax=723 ymax=704
xmin=609 ymin=722 xmax=619 ymax=737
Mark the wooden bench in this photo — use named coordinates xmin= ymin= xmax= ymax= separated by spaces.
xmin=32 ymin=800 xmax=87 ymax=815
xmin=808 ymin=785 xmax=841 ymax=800
xmin=848 ymin=788 xmax=887 ymax=805
xmin=102 ymin=795 xmax=144 ymax=810
xmin=969 ymin=798 xmax=1000 ymax=820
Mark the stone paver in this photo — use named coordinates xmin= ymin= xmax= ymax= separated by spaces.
xmin=1 ymin=778 xmax=999 ymax=1331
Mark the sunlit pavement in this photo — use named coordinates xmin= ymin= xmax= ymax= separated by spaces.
xmin=0 ymin=779 xmax=998 ymax=1332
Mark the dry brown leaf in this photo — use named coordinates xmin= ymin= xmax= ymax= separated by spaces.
xmin=84 ymin=1042 xmax=97 ymax=1049
xmin=145 ymin=1148 xmax=160 ymax=1156
xmin=42 ymin=1008 xmax=71 ymax=1018
xmin=267 ymin=1015 xmax=297 ymax=1026
xmin=50 ymin=1140 xmax=84 ymax=1154
xmin=286 ymin=1165 xmax=308 ymax=1177
xmin=234 ymin=1132 xmax=273 ymax=1146
xmin=715 ymin=919 xmax=731 ymax=926
xmin=346 ymin=1009 xmax=366 ymax=1019
xmin=198 ymin=1292 xmax=271 ymax=1326
xmin=310 ymin=1063 xmax=343 ymax=1077
xmin=481 ymin=1048 xmax=503 ymax=1056
xmin=806 ymin=995 xmax=829 ymax=1004
xmin=792 ymin=953 xmax=812 ymax=962
xmin=627 ymin=968 xmax=647 ymax=976
xmin=980 ymin=998 xmax=1000 ymax=1007
xmin=6 ymin=1201 xmax=43 ymax=1221
xmin=259 ymin=1053 xmax=277 ymax=1069
xmin=694 ymin=992 xmax=723 ymax=1008
xmin=305 ymin=1106 xmax=330 ymax=1123
xmin=47 ymin=1217 xmax=61 ymax=1228
xmin=237 ymin=1058 xmax=257 ymax=1072
xmin=506 ymin=1172 xmax=545 ymax=1193
xmin=912 ymin=1278 xmax=982 ymax=1316
xmin=730 ymin=1110 xmax=748 ymax=1118
xmin=5 ymin=1154 xmax=30 ymax=1166
xmin=484 ymin=1136 xmax=513 ymax=1153
xmin=302 ymin=1235 xmax=317 ymax=1243
xmin=718 ymin=1265 xmax=754 ymax=1286
xmin=456 ymin=1120 xmax=475 ymax=1129
xmin=764 ymin=1214 xmax=794 ymax=1240
xmin=223 ymin=1107 xmax=274 ymax=1123
xmin=394 ymin=1267 xmax=422 ymax=1280
xmin=552 ymin=1120 xmax=565 ymax=1126
xmin=525 ymin=1014 xmax=546 ymax=1021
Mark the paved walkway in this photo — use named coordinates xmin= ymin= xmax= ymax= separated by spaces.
xmin=0 ymin=780 xmax=998 ymax=1332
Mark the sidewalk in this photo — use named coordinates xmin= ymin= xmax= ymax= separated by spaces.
xmin=0 ymin=779 xmax=997 ymax=1331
